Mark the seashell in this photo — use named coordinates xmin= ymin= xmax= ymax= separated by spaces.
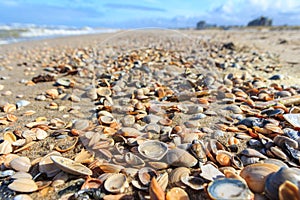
xmin=10 ymin=156 xmax=31 ymax=172
xmin=11 ymin=171 xmax=32 ymax=179
xmin=207 ymin=139 xmax=226 ymax=156
xmin=157 ymin=172 xmax=168 ymax=191
xmin=169 ymin=167 xmax=190 ymax=187
xmin=240 ymin=155 xmax=260 ymax=166
xmin=72 ymin=119 xmax=90 ymax=131
xmin=200 ymin=163 xmax=224 ymax=181
xmin=283 ymin=114 xmax=300 ymax=128
xmin=166 ymin=187 xmax=189 ymax=200
xmin=6 ymin=114 xmax=18 ymax=122
xmin=207 ymin=178 xmax=254 ymax=200
xmin=54 ymin=136 xmax=78 ymax=153
xmin=3 ymin=103 xmax=16 ymax=113
xmin=149 ymin=177 xmax=165 ymax=200
xmin=265 ymin=167 xmax=300 ymax=200
xmin=148 ymin=161 xmax=169 ymax=170
xmin=180 ymin=176 xmax=205 ymax=190
xmin=121 ymin=115 xmax=135 ymax=127
xmin=138 ymin=140 xmax=168 ymax=161
xmin=13 ymin=194 xmax=33 ymax=200
xmin=39 ymin=151 xmax=62 ymax=177
xmin=0 ymin=140 xmax=13 ymax=154
xmin=56 ymin=78 xmax=72 ymax=87
xmin=166 ymin=148 xmax=198 ymax=167
xmin=264 ymin=123 xmax=284 ymax=134
xmin=13 ymin=141 xmax=35 ymax=153
xmin=125 ymin=152 xmax=145 ymax=168
xmin=74 ymin=149 xmax=94 ymax=164
xmin=16 ymin=100 xmax=30 ymax=109
xmin=104 ymin=173 xmax=129 ymax=193
xmin=278 ymin=180 xmax=300 ymax=200
xmin=262 ymin=158 xmax=288 ymax=168
xmin=100 ymin=163 xmax=125 ymax=173
xmin=85 ymin=87 xmax=98 ymax=100
xmin=119 ymin=127 xmax=142 ymax=138
xmin=46 ymin=88 xmax=59 ymax=99
xmin=230 ymin=155 xmax=243 ymax=169
xmin=8 ymin=178 xmax=38 ymax=193
xmin=240 ymin=163 xmax=280 ymax=193
xmin=81 ymin=176 xmax=102 ymax=189
xmin=138 ymin=167 xmax=158 ymax=186
xmin=99 ymin=115 xmax=116 ymax=125
xmin=50 ymin=155 xmax=92 ymax=176
xmin=239 ymin=148 xmax=268 ymax=159
xmin=0 ymin=169 xmax=15 ymax=178
xmin=189 ymin=140 xmax=207 ymax=163
xmin=32 ymin=128 xmax=48 ymax=140
xmin=274 ymin=135 xmax=298 ymax=149
xmin=97 ymin=87 xmax=112 ymax=97
xmin=215 ymin=150 xmax=232 ymax=166
xmin=270 ymin=146 xmax=287 ymax=160
xmin=3 ymin=131 xmax=17 ymax=144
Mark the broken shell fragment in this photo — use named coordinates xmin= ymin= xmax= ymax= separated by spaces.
xmin=166 ymin=187 xmax=189 ymax=200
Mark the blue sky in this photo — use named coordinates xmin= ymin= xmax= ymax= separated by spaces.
xmin=1 ymin=0 xmax=300 ymax=28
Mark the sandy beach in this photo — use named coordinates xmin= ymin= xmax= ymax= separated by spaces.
xmin=0 ymin=29 xmax=300 ymax=200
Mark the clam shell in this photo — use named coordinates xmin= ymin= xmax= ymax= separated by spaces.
xmin=100 ymin=163 xmax=125 ymax=173
xmin=149 ymin=177 xmax=165 ymax=200
xmin=169 ymin=167 xmax=190 ymax=187
xmin=125 ymin=152 xmax=145 ymax=168
xmin=0 ymin=140 xmax=13 ymax=154
xmin=50 ymin=155 xmax=92 ymax=176
xmin=180 ymin=176 xmax=205 ymax=190
xmin=265 ymin=167 xmax=300 ymax=200
xmin=16 ymin=100 xmax=31 ymax=109
xmin=13 ymin=194 xmax=33 ymax=200
xmin=11 ymin=172 xmax=32 ymax=179
xmin=104 ymin=173 xmax=128 ymax=193
xmin=157 ymin=172 xmax=168 ymax=191
xmin=207 ymin=178 xmax=254 ymax=200
xmin=138 ymin=167 xmax=157 ymax=186
xmin=3 ymin=103 xmax=16 ymax=113
xmin=166 ymin=148 xmax=197 ymax=167
xmin=278 ymin=180 xmax=300 ymax=200
xmin=283 ymin=114 xmax=300 ymax=128
xmin=166 ymin=187 xmax=189 ymax=200
xmin=39 ymin=151 xmax=62 ymax=177
xmin=138 ymin=140 xmax=168 ymax=161
xmin=97 ymin=87 xmax=112 ymax=97
xmin=215 ymin=150 xmax=232 ymax=166
xmin=240 ymin=163 xmax=280 ymax=193
xmin=10 ymin=156 xmax=31 ymax=172
xmin=8 ymin=178 xmax=38 ymax=193
xmin=200 ymin=163 xmax=225 ymax=181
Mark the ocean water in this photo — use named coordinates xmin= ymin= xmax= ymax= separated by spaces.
xmin=0 ymin=23 xmax=118 ymax=45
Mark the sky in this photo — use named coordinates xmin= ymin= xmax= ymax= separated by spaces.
xmin=1 ymin=0 xmax=300 ymax=28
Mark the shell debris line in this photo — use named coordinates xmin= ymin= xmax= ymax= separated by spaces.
xmin=0 ymin=30 xmax=300 ymax=200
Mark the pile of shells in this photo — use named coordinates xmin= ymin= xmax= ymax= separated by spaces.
xmin=0 ymin=30 xmax=299 ymax=200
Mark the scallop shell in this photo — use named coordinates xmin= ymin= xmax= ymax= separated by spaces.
xmin=50 ymin=155 xmax=92 ymax=176
xmin=240 ymin=163 xmax=280 ymax=193
xmin=138 ymin=140 xmax=168 ymax=161
xmin=104 ymin=173 xmax=128 ymax=193
xmin=207 ymin=178 xmax=254 ymax=200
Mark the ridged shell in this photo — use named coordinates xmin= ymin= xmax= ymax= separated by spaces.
xmin=8 ymin=178 xmax=38 ymax=193
xmin=10 ymin=156 xmax=31 ymax=172
xmin=240 ymin=163 xmax=280 ymax=193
